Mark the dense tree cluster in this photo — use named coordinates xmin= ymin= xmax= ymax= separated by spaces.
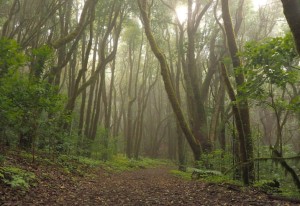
xmin=0 ymin=0 xmax=299 ymax=188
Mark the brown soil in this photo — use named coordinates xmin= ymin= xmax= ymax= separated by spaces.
xmin=1 ymin=158 xmax=299 ymax=205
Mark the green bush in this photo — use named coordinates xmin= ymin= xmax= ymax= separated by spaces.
xmin=0 ymin=38 xmax=26 ymax=77
xmin=190 ymin=168 xmax=223 ymax=179
xmin=0 ymin=38 xmax=67 ymax=152
xmin=78 ymin=157 xmax=101 ymax=167
xmin=254 ymin=180 xmax=281 ymax=194
xmin=195 ymin=149 xmax=233 ymax=172
xmin=0 ymin=166 xmax=36 ymax=190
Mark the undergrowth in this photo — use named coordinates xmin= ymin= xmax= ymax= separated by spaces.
xmin=171 ymin=167 xmax=300 ymax=200
xmin=170 ymin=167 xmax=242 ymax=186
xmin=3 ymin=151 xmax=170 ymax=180
xmin=0 ymin=166 xmax=36 ymax=190
xmin=169 ymin=170 xmax=191 ymax=180
xmin=254 ymin=180 xmax=300 ymax=200
xmin=1 ymin=150 xmax=169 ymax=191
xmin=98 ymin=155 xmax=169 ymax=172
xmin=50 ymin=155 xmax=169 ymax=178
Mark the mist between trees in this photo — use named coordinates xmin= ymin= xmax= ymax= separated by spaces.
xmin=0 ymin=0 xmax=300 ymax=191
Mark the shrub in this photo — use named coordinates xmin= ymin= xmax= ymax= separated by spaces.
xmin=0 ymin=166 xmax=36 ymax=190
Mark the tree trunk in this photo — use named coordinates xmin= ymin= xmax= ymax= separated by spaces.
xmin=185 ymin=0 xmax=213 ymax=153
xmin=281 ymin=0 xmax=300 ymax=54
xmin=138 ymin=0 xmax=201 ymax=161
xmin=90 ymin=70 xmax=105 ymax=141
xmin=84 ymin=34 xmax=99 ymax=138
xmin=221 ymin=0 xmax=254 ymax=185
xmin=78 ymin=73 xmax=86 ymax=142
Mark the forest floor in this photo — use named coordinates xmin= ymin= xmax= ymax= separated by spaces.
xmin=1 ymin=153 xmax=300 ymax=205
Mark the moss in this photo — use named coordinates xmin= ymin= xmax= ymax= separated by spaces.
xmin=100 ymin=155 xmax=168 ymax=172
xmin=204 ymin=175 xmax=242 ymax=186
xmin=169 ymin=170 xmax=192 ymax=180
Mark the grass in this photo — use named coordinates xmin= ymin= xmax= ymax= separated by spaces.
xmin=169 ymin=169 xmax=191 ymax=180
xmin=203 ymin=175 xmax=242 ymax=186
xmin=97 ymin=155 xmax=169 ymax=172
xmin=9 ymin=150 xmax=170 ymax=174
xmin=37 ymin=153 xmax=170 ymax=174
xmin=280 ymin=189 xmax=300 ymax=200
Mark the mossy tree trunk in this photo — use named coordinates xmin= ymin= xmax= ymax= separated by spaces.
xmin=137 ymin=0 xmax=202 ymax=161
xmin=221 ymin=0 xmax=255 ymax=185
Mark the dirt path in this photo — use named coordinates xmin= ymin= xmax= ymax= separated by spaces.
xmin=1 ymin=166 xmax=299 ymax=205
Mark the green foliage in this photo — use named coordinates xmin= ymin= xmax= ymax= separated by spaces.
xmin=100 ymin=155 xmax=167 ymax=172
xmin=254 ymin=145 xmax=300 ymax=197
xmin=78 ymin=157 xmax=102 ymax=167
xmin=0 ymin=154 xmax=5 ymax=165
xmin=240 ymin=33 xmax=299 ymax=100
xmin=31 ymin=45 xmax=53 ymax=79
xmin=204 ymin=175 xmax=242 ymax=186
xmin=80 ymin=127 xmax=118 ymax=160
xmin=238 ymin=33 xmax=300 ymax=117
xmin=122 ymin=19 xmax=142 ymax=46
xmin=51 ymin=154 xmax=167 ymax=176
xmin=169 ymin=170 xmax=191 ymax=180
xmin=196 ymin=150 xmax=233 ymax=173
xmin=0 ymin=166 xmax=36 ymax=190
xmin=256 ymin=145 xmax=299 ymax=181
xmin=280 ymin=189 xmax=300 ymax=200
xmin=94 ymin=127 xmax=114 ymax=160
xmin=190 ymin=168 xmax=223 ymax=178
xmin=242 ymin=33 xmax=298 ymax=87
xmin=254 ymin=180 xmax=281 ymax=194
xmin=0 ymin=38 xmax=66 ymax=151
xmin=170 ymin=167 xmax=241 ymax=186
xmin=0 ymin=72 xmax=65 ymax=148
xmin=0 ymin=38 xmax=26 ymax=77
xmin=57 ymin=155 xmax=82 ymax=175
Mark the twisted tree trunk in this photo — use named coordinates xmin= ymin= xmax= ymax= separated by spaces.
xmin=137 ymin=0 xmax=202 ymax=161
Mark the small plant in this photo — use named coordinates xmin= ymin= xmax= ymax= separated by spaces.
xmin=169 ymin=170 xmax=192 ymax=180
xmin=254 ymin=180 xmax=281 ymax=194
xmin=78 ymin=157 xmax=101 ymax=167
xmin=190 ymin=168 xmax=222 ymax=179
xmin=204 ymin=175 xmax=242 ymax=186
xmin=170 ymin=167 xmax=242 ymax=186
xmin=0 ymin=166 xmax=36 ymax=190
xmin=0 ymin=154 xmax=5 ymax=165
xmin=57 ymin=155 xmax=80 ymax=174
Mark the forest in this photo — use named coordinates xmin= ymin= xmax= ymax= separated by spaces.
xmin=0 ymin=0 xmax=300 ymax=205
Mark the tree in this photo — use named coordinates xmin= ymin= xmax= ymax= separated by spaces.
xmin=137 ymin=0 xmax=202 ymax=161
xmin=221 ymin=0 xmax=254 ymax=185
xmin=241 ymin=33 xmax=299 ymax=152
xmin=281 ymin=0 xmax=300 ymax=54
xmin=241 ymin=33 xmax=300 ymax=189
xmin=0 ymin=38 xmax=65 ymax=158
